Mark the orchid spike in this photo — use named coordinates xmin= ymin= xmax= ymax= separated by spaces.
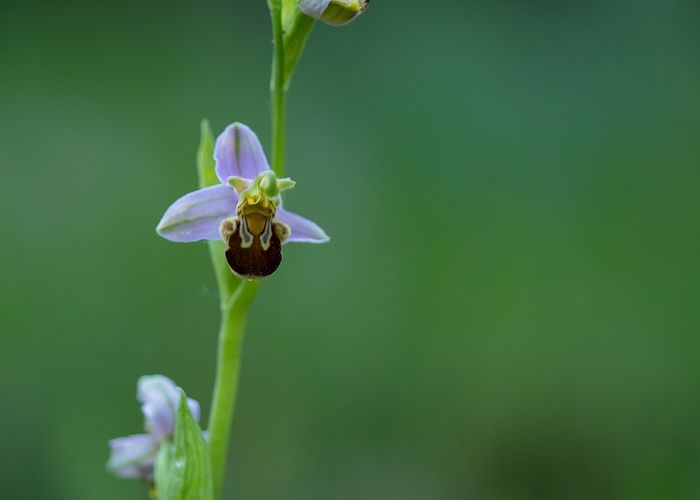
xmin=156 ymin=122 xmax=329 ymax=278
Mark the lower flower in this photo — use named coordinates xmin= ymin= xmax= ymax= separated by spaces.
xmin=107 ymin=375 xmax=201 ymax=484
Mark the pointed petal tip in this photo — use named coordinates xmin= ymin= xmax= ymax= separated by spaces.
xmin=155 ymin=221 xmax=169 ymax=238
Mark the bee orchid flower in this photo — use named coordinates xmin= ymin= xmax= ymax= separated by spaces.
xmin=107 ymin=375 xmax=201 ymax=482
xmin=156 ymin=122 xmax=329 ymax=278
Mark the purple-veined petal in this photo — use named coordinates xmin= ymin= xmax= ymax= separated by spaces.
xmin=214 ymin=123 xmax=270 ymax=183
xmin=275 ymin=207 xmax=330 ymax=243
xmin=156 ymin=184 xmax=237 ymax=242
xmin=299 ymin=0 xmax=331 ymax=19
xmin=107 ymin=434 xmax=158 ymax=481
xmin=137 ymin=375 xmax=201 ymax=439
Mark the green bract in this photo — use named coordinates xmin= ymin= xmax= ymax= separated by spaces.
xmin=155 ymin=391 xmax=213 ymax=500
xmin=321 ymin=0 xmax=367 ymax=25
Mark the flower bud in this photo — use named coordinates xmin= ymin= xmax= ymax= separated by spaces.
xmin=299 ymin=0 xmax=369 ymax=26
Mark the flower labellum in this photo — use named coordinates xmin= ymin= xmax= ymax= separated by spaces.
xmin=156 ymin=122 xmax=329 ymax=279
xmin=299 ymin=0 xmax=369 ymax=26
xmin=220 ymin=171 xmax=294 ymax=278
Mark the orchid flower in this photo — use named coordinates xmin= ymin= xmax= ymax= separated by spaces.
xmin=107 ymin=375 xmax=200 ymax=482
xmin=156 ymin=123 xmax=329 ymax=278
xmin=299 ymin=0 xmax=369 ymax=26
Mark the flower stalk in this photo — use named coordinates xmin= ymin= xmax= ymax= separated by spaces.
xmin=269 ymin=0 xmax=286 ymax=177
xmin=207 ymin=279 xmax=259 ymax=498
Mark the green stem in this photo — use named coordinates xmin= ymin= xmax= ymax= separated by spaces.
xmin=205 ymin=3 xmax=312 ymax=497
xmin=207 ymin=240 xmax=238 ymax=302
xmin=208 ymin=279 xmax=259 ymax=499
xmin=270 ymin=0 xmax=286 ymax=177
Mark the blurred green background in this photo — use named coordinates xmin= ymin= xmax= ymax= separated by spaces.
xmin=1 ymin=1 xmax=699 ymax=499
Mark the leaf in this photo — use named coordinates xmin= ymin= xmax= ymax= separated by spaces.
xmin=283 ymin=7 xmax=315 ymax=90
xmin=195 ymin=119 xmax=240 ymax=300
xmin=155 ymin=390 xmax=214 ymax=500
xmin=197 ymin=120 xmax=219 ymax=189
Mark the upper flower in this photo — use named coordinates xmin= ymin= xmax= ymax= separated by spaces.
xmin=107 ymin=375 xmax=200 ymax=482
xmin=156 ymin=123 xmax=329 ymax=278
xmin=299 ymin=0 xmax=368 ymax=26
